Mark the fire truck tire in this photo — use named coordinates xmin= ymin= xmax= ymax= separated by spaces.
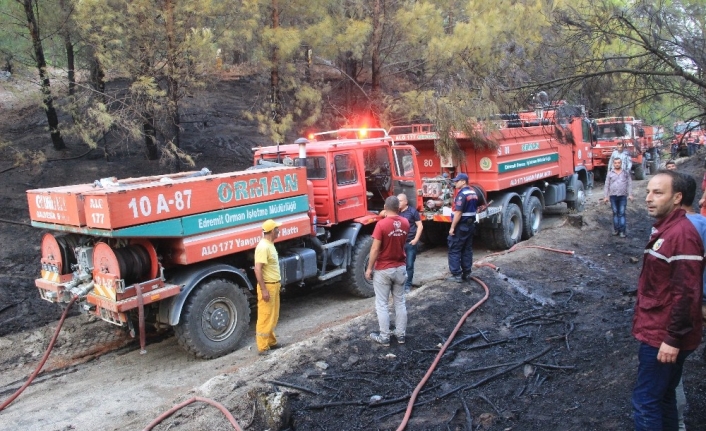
xmin=633 ymin=162 xmax=646 ymax=180
xmin=421 ymin=223 xmax=448 ymax=247
xmin=175 ymin=278 xmax=250 ymax=359
xmin=492 ymin=203 xmax=522 ymax=250
xmin=479 ymin=225 xmax=499 ymax=249
xmin=522 ymin=197 xmax=542 ymax=240
xmin=567 ymin=181 xmax=585 ymax=212
xmin=343 ymin=234 xmax=375 ymax=298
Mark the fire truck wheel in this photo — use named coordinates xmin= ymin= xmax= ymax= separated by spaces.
xmin=344 ymin=234 xmax=375 ymax=298
xmin=479 ymin=225 xmax=499 ymax=250
xmin=522 ymin=197 xmax=542 ymax=240
xmin=493 ymin=203 xmax=522 ymax=250
xmin=175 ymin=278 xmax=250 ymax=359
xmin=567 ymin=181 xmax=585 ymax=212
xmin=421 ymin=223 xmax=448 ymax=247
xmin=633 ymin=162 xmax=645 ymax=180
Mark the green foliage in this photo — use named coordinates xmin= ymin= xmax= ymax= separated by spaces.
xmin=2 ymin=0 xmax=704 ymax=164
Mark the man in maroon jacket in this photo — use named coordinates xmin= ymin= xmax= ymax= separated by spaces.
xmin=632 ymin=170 xmax=704 ymax=431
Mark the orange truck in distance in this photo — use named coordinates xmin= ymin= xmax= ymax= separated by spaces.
xmin=590 ymin=116 xmax=661 ymax=180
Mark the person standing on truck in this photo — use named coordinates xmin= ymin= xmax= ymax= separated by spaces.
xmin=632 ymin=170 xmax=704 ymax=431
xmin=446 ymin=173 xmax=478 ymax=283
xmin=397 ymin=193 xmax=423 ymax=293
xmin=254 ymin=219 xmax=282 ymax=355
xmin=608 ymin=142 xmax=632 ymax=173
xmin=603 ymin=158 xmax=633 ymax=238
xmin=365 ymin=196 xmax=409 ymax=346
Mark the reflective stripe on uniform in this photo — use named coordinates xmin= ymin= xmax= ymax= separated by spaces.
xmin=461 ymin=212 xmax=476 ymax=216
xmin=644 ymin=249 xmax=704 ymax=263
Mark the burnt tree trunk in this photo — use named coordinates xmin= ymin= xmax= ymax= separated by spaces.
xmin=369 ymin=0 xmax=385 ymax=123
xmin=270 ymin=0 xmax=282 ymax=130
xmin=370 ymin=0 xmax=383 ymax=96
xmin=20 ymin=0 xmax=66 ymax=150
xmin=64 ymin=34 xmax=75 ymax=96
xmin=164 ymin=0 xmax=181 ymax=170
xmin=59 ymin=0 xmax=74 ymax=96
xmin=136 ymin=7 xmax=159 ymax=161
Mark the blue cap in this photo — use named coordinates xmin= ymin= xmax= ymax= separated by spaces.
xmin=451 ymin=173 xmax=468 ymax=182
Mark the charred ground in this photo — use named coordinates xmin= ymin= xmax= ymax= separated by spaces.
xmin=0 ymin=76 xmax=705 ymax=430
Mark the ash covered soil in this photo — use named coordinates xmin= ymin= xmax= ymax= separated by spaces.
xmin=0 ymin=77 xmax=706 ymax=430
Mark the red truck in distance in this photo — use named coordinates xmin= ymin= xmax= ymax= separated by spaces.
xmin=590 ymin=116 xmax=661 ymax=180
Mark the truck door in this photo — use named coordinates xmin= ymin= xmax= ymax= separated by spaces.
xmin=333 ymin=152 xmax=367 ymax=222
xmin=391 ymin=146 xmax=422 ymax=210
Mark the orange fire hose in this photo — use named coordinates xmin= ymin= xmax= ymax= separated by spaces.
xmin=141 ymin=396 xmax=243 ymax=431
xmin=0 ymin=295 xmax=78 ymax=412
xmin=394 ymin=244 xmax=574 ymax=430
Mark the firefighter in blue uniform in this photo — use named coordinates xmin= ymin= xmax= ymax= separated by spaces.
xmin=446 ymin=173 xmax=478 ymax=283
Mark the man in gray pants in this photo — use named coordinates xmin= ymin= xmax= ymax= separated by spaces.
xmin=365 ymin=196 xmax=410 ymax=346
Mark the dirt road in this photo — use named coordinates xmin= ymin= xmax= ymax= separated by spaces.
xmin=0 ymin=249 xmax=451 ymax=430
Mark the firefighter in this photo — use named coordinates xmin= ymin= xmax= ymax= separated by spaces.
xmin=446 ymin=173 xmax=478 ymax=283
xmin=632 ymin=171 xmax=703 ymax=430
xmin=254 ymin=219 xmax=282 ymax=355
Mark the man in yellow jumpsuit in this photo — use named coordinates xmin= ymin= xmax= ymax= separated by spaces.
xmin=255 ymin=219 xmax=282 ymax=355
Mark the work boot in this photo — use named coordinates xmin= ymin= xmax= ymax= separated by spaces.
xmin=369 ymin=332 xmax=390 ymax=346
xmin=394 ymin=333 xmax=405 ymax=344
xmin=612 ymin=231 xmax=619 ymax=236
xmin=445 ymin=275 xmax=463 ymax=283
xmin=619 ymin=232 xmax=626 ymax=238
xmin=462 ymin=273 xmax=472 ymax=281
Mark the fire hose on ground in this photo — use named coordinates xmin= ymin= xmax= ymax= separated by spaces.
xmin=0 ymin=295 xmax=78 ymax=412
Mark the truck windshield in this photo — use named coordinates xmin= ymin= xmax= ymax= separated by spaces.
xmin=596 ymin=123 xmax=632 ymax=140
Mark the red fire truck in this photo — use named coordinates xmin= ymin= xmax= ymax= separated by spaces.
xmin=591 ymin=116 xmax=660 ymax=180
xmin=387 ymin=102 xmax=595 ymax=249
xmin=27 ymin=134 xmax=421 ymax=358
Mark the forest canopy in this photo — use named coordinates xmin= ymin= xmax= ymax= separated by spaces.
xmin=0 ymin=0 xmax=704 ymax=160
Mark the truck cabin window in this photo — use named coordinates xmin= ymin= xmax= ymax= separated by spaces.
xmin=393 ymin=149 xmax=415 ymax=178
xmin=334 ymin=154 xmax=358 ymax=185
xmin=295 ymin=156 xmax=326 ymax=179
